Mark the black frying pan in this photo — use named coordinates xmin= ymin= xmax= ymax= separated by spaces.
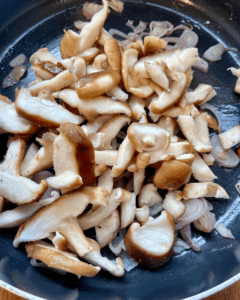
xmin=0 ymin=0 xmax=240 ymax=299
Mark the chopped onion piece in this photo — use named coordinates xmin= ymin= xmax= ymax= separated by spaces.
xmin=193 ymin=58 xmax=209 ymax=73
xmin=149 ymin=202 xmax=164 ymax=217
xmin=173 ymin=237 xmax=190 ymax=256
xmin=215 ymin=223 xmax=235 ymax=239
xmin=180 ymin=30 xmax=199 ymax=47
xmin=180 ymin=224 xmax=201 ymax=252
xmin=109 ymin=228 xmax=127 ymax=256
xmin=235 ymin=180 xmax=240 ymax=195
xmin=120 ymin=250 xmax=139 ymax=272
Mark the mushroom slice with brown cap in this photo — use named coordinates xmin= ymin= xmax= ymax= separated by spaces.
xmin=122 ymin=48 xmax=139 ymax=93
xmin=184 ymin=84 xmax=217 ymax=106
xmin=16 ymin=88 xmax=83 ymax=128
xmin=31 ymin=61 xmax=65 ymax=80
xmin=143 ymin=36 xmax=167 ymax=56
xmin=78 ymin=188 xmax=131 ymax=231
xmin=77 ymin=0 xmax=109 ymax=54
xmin=76 ymin=70 xmax=121 ymax=99
xmin=28 ymin=70 xmax=77 ymax=97
xmin=138 ymin=183 xmax=163 ymax=208
xmin=95 ymin=150 xmax=118 ymax=166
xmin=52 ymin=123 xmax=95 ymax=190
xmin=219 ymin=125 xmax=240 ymax=149
xmin=124 ymin=210 xmax=175 ymax=268
xmin=163 ymin=191 xmax=186 ymax=220
xmin=26 ymin=241 xmax=100 ymax=277
xmin=14 ymin=187 xmax=109 ymax=256
xmin=150 ymin=72 xmax=187 ymax=114
xmin=49 ymin=232 xmax=68 ymax=251
xmin=153 ymin=160 xmax=192 ymax=191
xmin=87 ymin=54 xmax=108 ymax=74
xmin=21 ymin=132 xmax=57 ymax=177
xmin=0 ymin=191 xmax=60 ymax=229
xmin=30 ymin=48 xmax=60 ymax=65
xmin=127 ymin=123 xmax=171 ymax=153
xmin=195 ymin=113 xmax=212 ymax=149
xmin=180 ymin=182 xmax=229 ymax=200
xmin=60 ymin=30 xmax=82 ymax=59
xmin=0 ymin=99 xmax=39 ymax=135
xmin=98 ymin=115 xmax=131 ymax=150
xmin=82 ymin=2 xmax=111 ymax=20
xmin=145 ymin=61 xmax=172 ymax=92
xmin=229 ymin=67 xmax=240 ymax=94
xmin=104 ymin=37 xmax=122 ymax=73
xmin=112 ymin=136 xmax=136 ymax=178
xmin=95 ymin=210 xmax=120 ymax=248
xmin=177 ymin=115 xmax=212 ymax=153
xmin=129 ymin=47 xmax=200 ymax=79
xmin=98 ymin=168 xmax=113 ymax=194
xmin=53 ymin=89 xmax=132 ymax=121
xmin=46 ymin=172 xmax=83 ymax=192
xmin=79 ymin=47 xmax=101 ymax=63
xmin=83 ymin=239 xmax=124 ymax=277
xmin=73 ymin=57 xmax=87 ymax=79
xmin=120 ymin=192 xmax=136 ymax=229
xmin=128 ymin=95 xmax=146 ymax=120
xmin=0 ymin=138 xmax=48 ymax=205
xmin=137 ymin=141 xmax=194 ymax=166
xmin=191 ymin=152 xmax=217 ymax=182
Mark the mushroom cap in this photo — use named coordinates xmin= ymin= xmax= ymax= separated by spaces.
xmin=153 ymin=160 xmax=192 ymax=191
xmin=124 ymin=210 xmax=175 ymax=268
xmin=127 ymin=123 xmax=171 ymax=153
xmin=26 ymin=241 xmax=100 ymax=277
xmin=104 ymin=37 xmax=122 ymax=73
xmin=76 ymin=70 xmax=121 ymax=99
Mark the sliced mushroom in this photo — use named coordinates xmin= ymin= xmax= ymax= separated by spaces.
xmin=96 ymin=210 xmax=120 ymax=248
xmin=163 ymin=191 xmax=185 ymax=220
xmin=98 ymin=168 xmax=113 ymax=194
xmin=193 ymin=210 xmax=216 ymax=233
xmin=31 ymin=61 xmax=65 ymax=80
xmin=138 ymin=183 xmax=163 ymax=208
xmin=136 ymin=152 xmax=150 ymax=169
xmin=82 ymin=2 xmax=111 ymax=19
xmin=76 ymin=70 xmax=121 ymax=99
xmin=107 ymin=0 xmax=124 ymax=13
xmin=53 ymin=89 xmax=132 ymax=121
xmin=104 ymin=37 xmax=122 ymax=73
xmin=83 ymin=238 xmax=124 ymax=277
xmin=158 ymin=116 xmax=176 ymax=136
xmin=16 ymin=87 xmax=83 ymax=128
xmin=0 ymin=138 xmax=48 ymax=205
xmin=145 ymin=61 xmax=172 ymax=91
xmin=180 ymin=182 xmax=229 ymax=200
xmin=0 ymin=98 xmax=39 ymax=135
xmin=78 ymin=188 xmax=131 ymax=230
xmin=86 ymin=115 xmax=116 ymax=133
xmin=120 ymin=193 xmax=136 ymax=229
xmin=21 ymin=132 xmax=57 ymax=177
xmin=191 ymin=152 xmax=217 ymax=182
xmin=124 ymin=210 xmax=175 ymax=268
xmin=153 ymin=160 xmax=192 ymax=191
xmin=177 ymin=115 xmax=212 ymax=153
xmin=0 ymin=191 xmax=60 ymax=228
xmin=26 ymin=241 xmax=100 ymax=277
xmin=127 ymin=123 xmax=171 ymax=153
xmin=143 ymin=36 xmax=167 ymax=56
xmin=133 ymin=168 xmax=145 ymax=196
xmin=51 ymin=123 xmax=95 ymax=191
xmin=106 ymin=86 xmax=129 ymax=102
xmin=219 ymin=125 xmax=240 ymax=149
xmin=95 ymin=150 xmax=118 ymax=166
xmin=162 ymin=103 xmax=199 ymax=118
xmin=135 ymin=205 xmax=150 ymax=224
xmin=94 ymin=163 xmax=108 ymax=177
xmin=98 ymin=115 xmax=131 ymax=149
xmin=128 ymin=95 xmax=146 ymax=120
xmin=112 ymin=136 xmax=136 ymax=177
xmin=28 ymin=70 xmax=77 ymax=96
xmin=184 ymin=84 xmax=216 ymax=106
xmin=51 ymin=232 xmax=68 ymax=251
xmin=30 ymin=48 xmax=60 ymax=65
xmin=202 ymin=153 xmax=215 ymax=166
xmin=138 ymin=141 xmax=194 ymax=165
xmin=14 ymin=187 xmax=108 ymax=257
xmin=229 ymin=67 xmax=240 ymax=94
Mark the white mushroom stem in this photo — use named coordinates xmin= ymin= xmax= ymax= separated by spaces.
xmin=163 ymin=191 xmax=186 ymax=220
xmin=83 ymin=239 xmax=124 ymax=277
xmin=112 ymin=136 xmax=136 ymax=178
xmin=128 ymin=95 xmax=146 ymax=120
xmin=14 ymin=188 xmax=109 ymax=257
xmin=0 ymin=138 xmax=48 ymax=205
xmin=133 ymin=169 xmax=145 ymax=196
xmin=191 ymin=152 xmax=217 ymax=182
xmin=78 ymin=188 xmax=132 ymax=230
xmin=120 ymin=193 xmax=136 ymax=229
xmin=97 ymin=168 xmax=113 ymax=194
xmin=0 ymin=191 xmax=60 ymax=228
xmin=95 ymin=150 xmax=118 ymax=166
xmin=138 ymin=183 xmax=163 ymax=207
xmin=219 ymin=125 xmax=240 ymax=149
xmin=53 ymin=89 xmax=132 ymax=121
xmin=30 ymin=48 xmax=60 ymax=65
xmin=86 ymin=115 xmax=115 ymax=133
xmin=106 ymin=86 xmax=128 ymax=101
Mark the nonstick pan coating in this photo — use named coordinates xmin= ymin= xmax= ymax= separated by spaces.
xmin=0 ymin=0 xmax=240 ymax=299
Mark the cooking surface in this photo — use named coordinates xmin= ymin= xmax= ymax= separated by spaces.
xmin=0 ymin=0 xmax=240 ymax=299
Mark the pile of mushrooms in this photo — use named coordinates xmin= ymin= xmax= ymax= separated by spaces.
xmin=0 ymin=0 xmax=239 ymax=279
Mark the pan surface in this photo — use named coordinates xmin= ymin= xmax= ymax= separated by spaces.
xmin=1 ymin=0 xmax=240 ymax=299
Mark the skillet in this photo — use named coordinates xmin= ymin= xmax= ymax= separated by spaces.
xmin=0 ymin=0 xmax=240 ymax=299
